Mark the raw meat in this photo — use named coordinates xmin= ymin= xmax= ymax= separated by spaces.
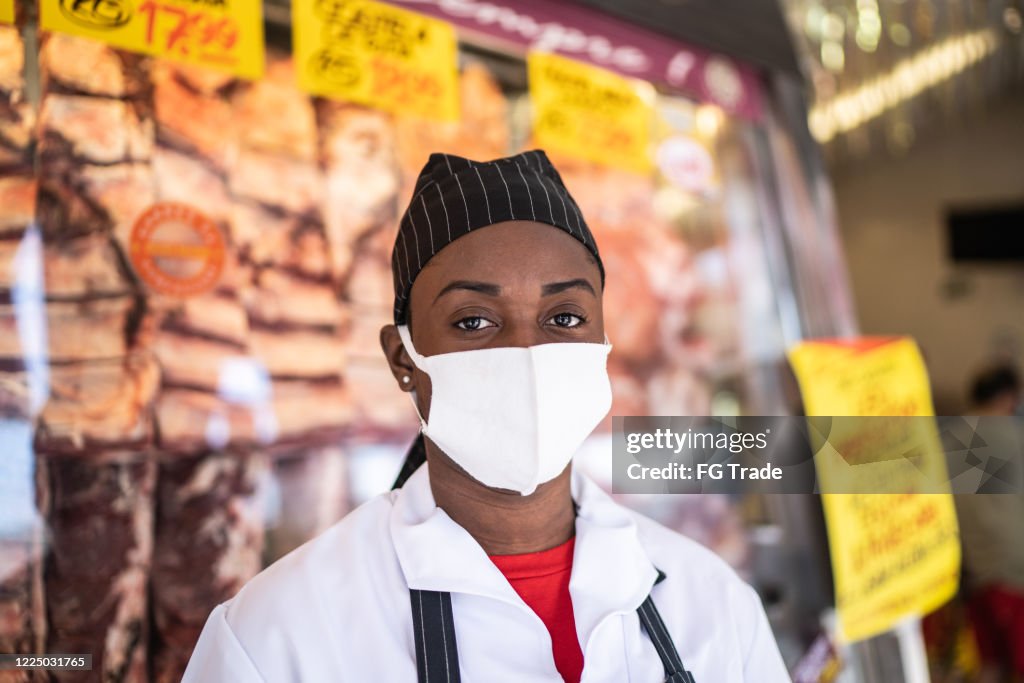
xmin=0 ymin=537 xmax=45 ymax=681
xmin=39 ymin=452 xmax=154 ymax=683
xmin=229 ymin=147 xmax=323 ymax=217
xmin=156 ymin=293 xmax=249 ymax=348
xmin=343 ymin=358 xmax=416 ymax=436
xmin=232 ymin=57 xmax=316 ymax=162
xmin=35 ymin=354 xmax=158 ymax=452
xmin=336 ymin=226 xmax=394 ymax=308
xmin=317 ymin=102 xmax=400 ymax=282
xmin=37 ymin=163 xmax=155 ymax=242
xmin=0 ymin=27 xmax=24 ymax=96
xmin=0 ymin=236 xmax=16 ymax=290
xmin=0 ymin=95 xmax=33 ymax=174
xmin=457 ymin=63 xmax=512 ymax=159
xmin=268 ymin=378 xmax=352 ymax=445
xmin=35 ymin=174 xmax=113 ymax=242
xmin=592 ymin=228 xmax=662 ymax=370
xmin=0 ymin=175 xmax=36 ymax=238
xmin=151 ymin=148 xmax=232 ymax=225
xmin=154 ymin=389 xmax=262 ymax=454
xmin=0 ymin=109 xmax=32 ymax=172
xmin=343 ymin=304 xmax=391 ymax=363
xmin=166 ymin=64 xmax=235 ymax=96
xmin=0 ymin=370 xmax=31 ymax=418
xmin=5 ymin=296 xmax=137 ymax=362
xmin=78 ymin=164 xmax=155 ymax=242
xmin=41 ymin=233 xmax=133 ymax=300
xmin=231 ymin=202 xmax=332 ymax=280
xmin=249 ymin=326 xmax=345 ymax=380
xmin=152 ymin=331 xmax=246 ymax=392
xmin=150 ymin=452 xmax=266 ymax=683
xmin=153 ymin=64 xmax=235 ymax=169
xmin=549 ymin=158 xmax=715 ymax=418
xmin=0 ymin=27 xmax=29 ymax=179
xmin=39 ymin=34 xmax=151 ymax=100
xmin=245 ymin=269 xmax=343 ymax=329
xmin=38 ymin=95 xmax=153 ymax=165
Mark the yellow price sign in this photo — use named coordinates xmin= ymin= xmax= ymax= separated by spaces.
xmin=528 ymin=52 xmax=654 ymax=174
xmin=293 ymin=0 xmax=459 ymax=121
xmin=789 ymin=337 xmax=960 ymax=643
xmin=40 ymin=0 xmax=264 ymax=79
xmin=0 ymin=0 xmax=14 ymax=24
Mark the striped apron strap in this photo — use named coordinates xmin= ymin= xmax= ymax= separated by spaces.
xmin=409 ymin=575 xmax=693 ymax=683
xmin=636 ymin=592 xmax=697 ymax=683
xmin=410 ymin=589 xmax=461 ymax=683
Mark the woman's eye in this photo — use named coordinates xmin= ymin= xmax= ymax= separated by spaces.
xmin=454 ymin=316 xmax=496 ymax=331
xmin=549 ymin=313 xmax=584 ymax=328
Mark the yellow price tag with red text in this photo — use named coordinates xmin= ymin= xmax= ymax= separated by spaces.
xmin=293 ymin=0 xmax=459 ymax=121
xmin=789 ymin=337 xmax=960 ymax=643
xmin=40 ymin=0 xmax=264 ymax=78
xmin=529 ymin=52 xmax=654 ymax=174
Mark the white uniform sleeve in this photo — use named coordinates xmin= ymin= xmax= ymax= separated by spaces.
xmin=739 ymin=584 xmax=791 ymax=682
xmin=182 ymin=603 xmax=266 ymax=683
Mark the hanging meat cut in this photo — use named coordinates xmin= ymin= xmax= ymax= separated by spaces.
xmin=35 ymin=354 xmax=158 ymax=453
xmin=40 ymin=34 xmax=151 ymax=100
xmin=150 ymin=452 xmax=266 ymax=683
xmin=39 ymin=452 xmax=155 ymax=683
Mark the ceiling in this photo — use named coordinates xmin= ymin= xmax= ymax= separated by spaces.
xmin=575 ymin=0 xmax=804 ymax=75
xmin=782 ymin=0 xmax=1024 ymax=164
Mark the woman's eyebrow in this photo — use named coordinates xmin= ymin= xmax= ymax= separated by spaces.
xmin=541 ymin=279 xmax=596 ymax=296
xmin=433 ymin=280 xmax=502 ymax=303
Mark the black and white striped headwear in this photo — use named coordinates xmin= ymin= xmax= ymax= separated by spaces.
xmin=391 ymin=149 xmax=604 ymax=325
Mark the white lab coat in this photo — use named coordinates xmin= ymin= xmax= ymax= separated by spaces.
xmin=183 ymin=464 xmax=790 ymax=682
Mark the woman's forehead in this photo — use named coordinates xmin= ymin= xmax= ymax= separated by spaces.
xmin=415 ymin=221 xmax=601 ymax=289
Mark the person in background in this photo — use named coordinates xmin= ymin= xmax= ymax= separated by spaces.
xmin=970 ymin=366 xmax=1022 ymax=418
xmin=182 ymin=150 xmax=790 ymax=682
xmin=954 ymin=365 xmax=1024 ymax=683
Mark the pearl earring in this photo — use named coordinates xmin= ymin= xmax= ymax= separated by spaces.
xmin=402 ymin=375 xmax=411 ymax=384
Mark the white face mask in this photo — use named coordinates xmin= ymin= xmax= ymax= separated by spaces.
xmin=397 ymin=325 xmax=613 ymax=495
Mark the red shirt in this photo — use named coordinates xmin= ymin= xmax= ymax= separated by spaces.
xmin=489 ymin=537 xmax=584 ymax=683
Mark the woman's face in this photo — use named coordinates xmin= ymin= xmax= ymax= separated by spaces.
xmin=381 ymin=220 xmax=604 ymax=419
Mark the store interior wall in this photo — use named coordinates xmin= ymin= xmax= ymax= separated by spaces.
xmin=830 ymin=94 xmax=1024 ymax=414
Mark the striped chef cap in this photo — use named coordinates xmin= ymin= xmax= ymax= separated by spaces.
xmin=391 ymin=149 xmax=604 ymax=324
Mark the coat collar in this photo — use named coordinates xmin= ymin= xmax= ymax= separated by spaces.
xmin=389 ymin=463 xmax=658 ymax=646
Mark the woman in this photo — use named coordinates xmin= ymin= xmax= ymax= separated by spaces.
xmin=183 ymin=151 xmax=790 ymax=682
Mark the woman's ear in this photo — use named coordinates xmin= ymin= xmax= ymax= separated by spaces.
xmin=380 ymin=324 xmax=416 ymax=392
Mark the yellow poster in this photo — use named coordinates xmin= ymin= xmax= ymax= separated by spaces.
xmin=0 ymin=0 xmax=13 ymax=24
xmin=528 ymin=52 xmax=654 ymax=174
xmin=40 ymin=0 xmax=264 ymax=79
xmin=788 ymin=337 xmax=960 ymax=643
xmin=293 ymin=0 xmax=459 ymax=121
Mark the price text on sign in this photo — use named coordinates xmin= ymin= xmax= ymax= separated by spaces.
xmin=293 ymin=0 xmax=459 ymax=120
xmin=0 ymin=0 xmax=13 ymax=24
xmin=788 ymin=337 xmax=960 ymax=643
xmin=40 ymin=0 xmax=264 ymax=79
xmin=528 ymin=52 xmax=653 ymax=173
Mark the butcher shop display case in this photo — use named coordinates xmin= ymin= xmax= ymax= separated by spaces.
xmin=0 ymin=0 xmax=852 ymax=678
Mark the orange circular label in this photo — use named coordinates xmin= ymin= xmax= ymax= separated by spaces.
xmin=129 ymin=202 xmax=226 ymax=297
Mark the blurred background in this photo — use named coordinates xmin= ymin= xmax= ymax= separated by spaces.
xmin=0 ymin=0 xmax=1021 ymax=681
xmin=787 ymin=0 xmax=1024 ymax=415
